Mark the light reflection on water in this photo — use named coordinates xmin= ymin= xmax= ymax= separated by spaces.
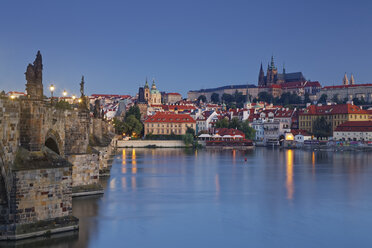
xmin=5 ymin=148 xmax=372 ymax=248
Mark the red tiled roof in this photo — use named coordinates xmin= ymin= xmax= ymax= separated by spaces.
xmin=323 ymin=83 xmax=372 ymax=90
xmin=282 ymin=81 xmax=321 ymax=89
xmin=144 ymin=112 xmax=195 ymax=123
xmin=291 ymin=129 xmax=310 ymax=136
xmin=215 ymin=128 xmax=245 ymax=138
xmin=167 ymin=93 xmax=181 ymax=96
xmin=91 ymin=94 xmax=131 ymax=98
xmin=334 ymin=121 xmax=372 ymax=132
xmin=162 ymin=105 xmax=196 ymax=111
xmin=301 ymin=104 xmax=368 ymax=115
xmin=7 ymin=91 xmax=26 ymax=95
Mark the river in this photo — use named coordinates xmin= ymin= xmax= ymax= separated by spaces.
xmin=7 ymin=148 xmax=372 ymax=247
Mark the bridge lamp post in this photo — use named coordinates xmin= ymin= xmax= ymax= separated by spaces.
xmin=10 ymin=94 xmax=16 ymax=100
xmin=63 ymin=90 xmax=67 ymax=97
xmin=49 ymin=84 xmax=55 ymax=104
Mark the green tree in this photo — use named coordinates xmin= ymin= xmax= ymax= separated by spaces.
xmin=186 ymin=126 xmax=195 ymax=136
xmin=197 ymin=95 xmax=207 ymax=103
xmin=221 ymin=93 xmax=234 ymax=104
xmin=123 ymin=115 xmax=143 ymax=137
xmin=240 ymin=120 xmax=256 ymax=140
xmin=113 ymin=117 xmax=126 ymax=135
xmin=352 ymin=97 xmax=366 ymax=106
xmin=318 ymin=94 xmax=328 ymax=104
xmin=304 ymin=92 xmax=311 ymax=104
xmin=332 ymin=94 xmax=341 ymax=104
xmin=182 ymin=133 xmax=194 ymax=145
xmin=211 ymin=93 xmax=219 ymax=103
xmin=228 ymin=117 xmax=241 ymax=129
xmin=215 ymin=118 xmax=229 ymax=128
xmin=125 ymin=105 xmax=141 ymax=121
xmin=313 ymin=117 xmax=331 ymax=138
xmin=257 ymin=92 xmax=274 ymax=104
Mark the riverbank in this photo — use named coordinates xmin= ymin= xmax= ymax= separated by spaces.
xmin=117 ymin=140 xmax=186 ymax=148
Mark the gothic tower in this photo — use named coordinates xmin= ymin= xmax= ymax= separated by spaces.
xmin=25 ymin=50 xmax=43 ymax=99
xmin=343 ymin=73 xmax=349 ymax=85
xmin=258 ymin=63 xmax=265 ymax=86
xmin=144 ymin=78 xmax=150 ymax=102
xmin=350 ymin=74 xmax=355 ymax=85
xmin=266 ymin=56 xmax=278 ymax=86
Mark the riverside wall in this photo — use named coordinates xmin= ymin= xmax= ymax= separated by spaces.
xmin=117 ymin=140 xmax=185 ymax=148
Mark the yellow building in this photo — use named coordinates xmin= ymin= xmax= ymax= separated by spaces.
xmin=144 ymin=112 xmax=196 ymax=136
xmin=299 ymin=104 xmax=369 ymax=133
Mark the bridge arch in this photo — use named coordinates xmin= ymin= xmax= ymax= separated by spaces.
xmin=44 ymin=129 xmax=63 ymax=156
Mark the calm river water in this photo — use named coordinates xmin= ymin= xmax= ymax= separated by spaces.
xmin=8 ymin=148 xmax=372 ymax=247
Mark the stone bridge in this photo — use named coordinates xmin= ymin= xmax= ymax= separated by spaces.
xmin=0 ymin=51 xmax=116 ymax=240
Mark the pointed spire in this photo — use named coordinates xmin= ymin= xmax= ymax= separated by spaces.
xmin=283 ymin=62 xmax=286 ymax=74
xmin=350 ymin=74 xmax=355 ymax=85
xmin=144 ymin=77 xmax=149 ymax=88
xmin=343 ymin=73 xmax=349 ymax=85
xmin=270 ymin=55 xmax=276 ymax=69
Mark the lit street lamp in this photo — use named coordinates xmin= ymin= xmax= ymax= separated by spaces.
xmin=63 ymin=90 xmax=67 ymax=97
xmin=10 ymin=94 xmax=15 ymax=100
xmin=49 ymin=84 xmax=55 ymax=98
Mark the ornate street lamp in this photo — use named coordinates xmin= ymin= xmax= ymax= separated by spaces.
xmin=49 ymin=84 xmax=55 ymax=98
xmin=63 ymin=90 xmax=67 ymax=97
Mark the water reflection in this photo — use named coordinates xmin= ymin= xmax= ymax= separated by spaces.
xmin=286 ymin=149 xmax=294 ymax=200
xmin=8 ymin=148 xmax=372 ymax=248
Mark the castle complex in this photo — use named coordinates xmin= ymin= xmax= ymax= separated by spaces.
xmin=258 ymin=56 xmax=306 ymax=86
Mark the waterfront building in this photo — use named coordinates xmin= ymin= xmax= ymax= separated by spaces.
xmin=290 ymin=129 xmax=312 ymax=143
xmin=299 ymin=103 xmax=369 ymax=133
xmin=196 ymin=110 xmax=218 ymax=134
xmin=144 ymin=112 xmax=196 ymax=136
xmin=333 ymin=121 xmax=372 ymax=141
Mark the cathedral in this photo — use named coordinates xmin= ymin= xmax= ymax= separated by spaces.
xmin=258 ymin=56 xmax=306 ymax=87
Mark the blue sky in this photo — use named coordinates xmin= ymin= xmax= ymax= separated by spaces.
xmin=0 ymin=0 xmax=371 ymax=97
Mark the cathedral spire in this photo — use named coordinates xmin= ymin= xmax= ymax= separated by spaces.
xmin=343 ymin=73 xmax=349 ymax=85
xmin=283 ymin=62 xmax=286 ymax=74
xmin=350 ymin=74 xmax=355 ymax=85
xmin=258 ymin=63 xmax=265 ymax=86
xmin=270 ymin=55 xmax=275 ymax=69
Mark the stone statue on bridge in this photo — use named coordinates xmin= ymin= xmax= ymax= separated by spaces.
xmin=94 ymin=99 xmax=101 ymax=118
xmin=80 ymin=76 xmax=85 ymax=97
xmin=79 ymin=76 xmax=88 ymax=110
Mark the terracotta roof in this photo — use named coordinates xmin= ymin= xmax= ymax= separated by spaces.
xmin=167 ymin=93 xmax=181 ymax=96
xmin=282 ymin=81 xmax=321 ymax=89
xmin=91 ymin=94 xmax=131 ymax=98
xmin=291 ymin=129 xmax=311 ymax=136
xmin=323 ymin=83 xmax=372 ymax=90
xmin=215 ymin=128 xmax=245 ymax=138
xmin=334 ymin=121 xmax=372 ymax=132
xmin=144 ymin=112 xmax=195 ymax=123
xmin=301 ymin=104 xmax=368 ymax=115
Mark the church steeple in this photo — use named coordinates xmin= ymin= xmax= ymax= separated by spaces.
xmin=258 ymin=63 xmax=265 ymax=86
xmin=343 ymin=73 xmax=349 ymax=85
xmin=350 ymin=74 xmax=355 ymax=85
xmin=270 ymin=55 xmax=276 ymax=69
